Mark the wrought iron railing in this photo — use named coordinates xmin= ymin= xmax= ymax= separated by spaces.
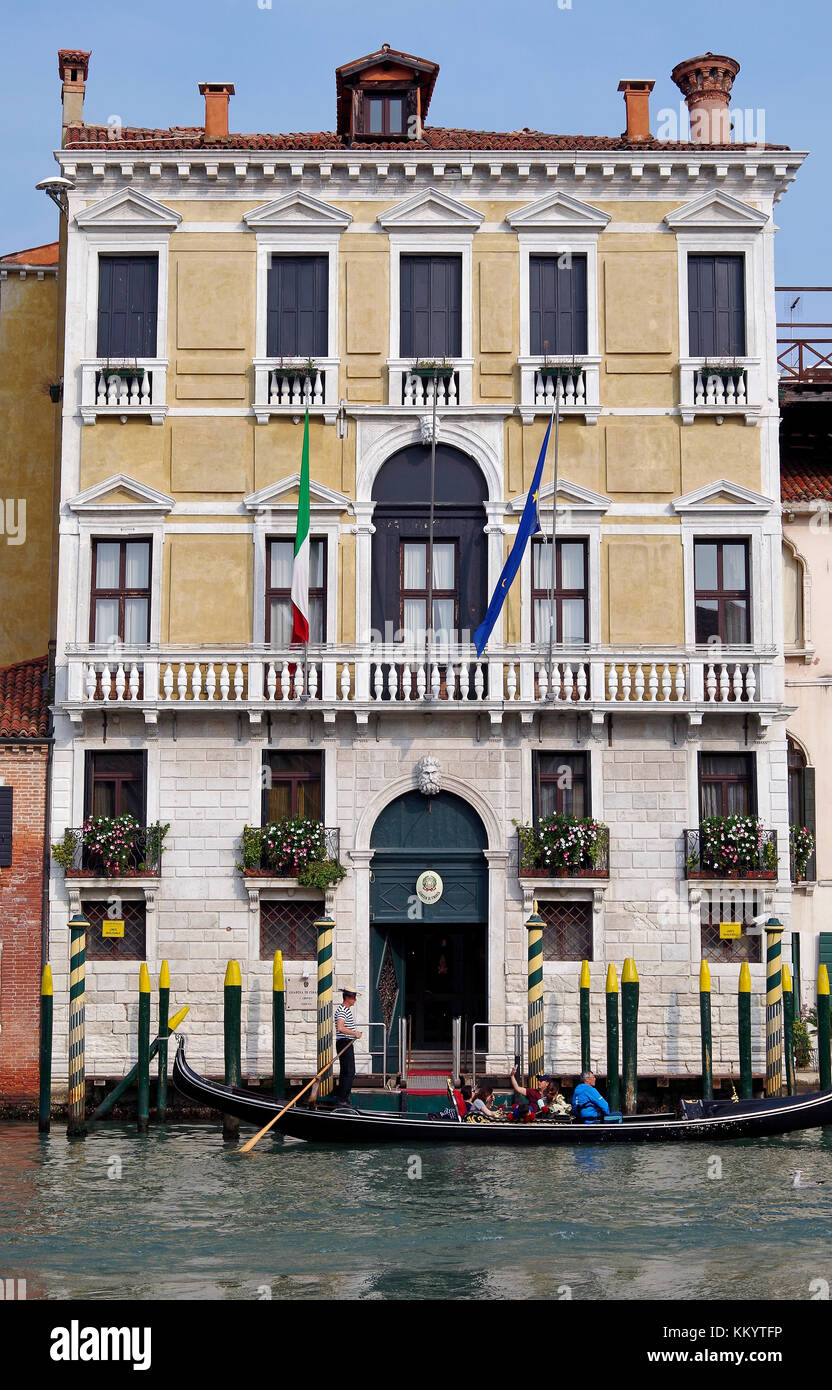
xmin=516 ymin=824 xmax=610 ymax=878
xmin=249 ymin=825 xmax=340 ymax=874
xmin=61 ymin=823 xmax=167 ymax=876
xmin=684 ymin=826 xmax=778 ymax=879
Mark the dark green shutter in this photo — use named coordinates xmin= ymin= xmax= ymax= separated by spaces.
xmin=819 ymin=933 xmax=832 ymax=969
xmin=804 ymin=765 xmax=816 ymax=880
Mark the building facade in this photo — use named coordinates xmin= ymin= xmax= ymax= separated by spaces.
xmin=46 ymin=46 xmax=806 ymax=1085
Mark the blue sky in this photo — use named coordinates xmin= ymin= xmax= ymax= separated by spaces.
xmin=2 ymin=0 xmax=829 ymax=305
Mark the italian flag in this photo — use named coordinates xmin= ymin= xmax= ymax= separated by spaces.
xmin=290 ymin=408 xmax=311 ymax=644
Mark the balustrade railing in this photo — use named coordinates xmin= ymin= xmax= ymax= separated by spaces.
xmin=679 ymin=358 xmax=760 ymax=424
xmin=252 ymin=358 xmax=338 ymax=423
xmin=80 ymin=359 xmax=168 ymax=424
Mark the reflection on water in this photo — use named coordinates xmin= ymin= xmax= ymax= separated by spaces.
xmin=1 ymin=1122 xmax=832 ymax=1300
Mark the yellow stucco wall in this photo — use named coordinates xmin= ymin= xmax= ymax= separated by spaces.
xmin=0 ymin=272 xmax=57 ymax=665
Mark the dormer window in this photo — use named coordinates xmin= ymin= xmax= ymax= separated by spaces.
xmin=366 ymin=92 xmax=406 ymax=136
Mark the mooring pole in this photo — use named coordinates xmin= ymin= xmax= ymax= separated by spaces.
xmin=88 ymin=1008 xmax=189 ymax=1122
xmin=157 ymin=960 xmax=170 ymax=1122
xmin=738 ymin=961 xmax=753 ymax=1099
xmin=66 ymin=910 xmax=88 ymax=1138
xmin=621 ymin=957 xmax=639 ymax=1115
xmin=782 ymin=962 xmax=796 ymax=1097
xmin=223 ymin=960 xmax=242 ymax=1140
xmin=699 ymin=960 xmax=713 ymax=1102
xmin=579 ymin=959 xmax=591 ymax=1074
xmin=137 ymin=963 xmax=151 ymax=1133
xmin=818 ymin=963 xmax=831 ymax=1091
xmin=525 ymin=901 xmax=545 ymax=1088
xmin=764 ymin=917 xmax=784 ymax=1097
xmin=605 ymin=963 xmax=620 ymax=1114
xmin=38 ymin=964 xmax=53 ymax=1133
xmin=273 ymin=949 xmax=285 ymax=1098
xmin=316 ymin=913 xmax=335 ymax=1098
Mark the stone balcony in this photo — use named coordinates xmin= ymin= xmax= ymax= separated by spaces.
xmin=679 ymin=357 xmax=762 ymax=426
xmin=79 ymin=359 xmax=168 ymax=425
xmin=59 ymin=642 xmax=780 ymax=731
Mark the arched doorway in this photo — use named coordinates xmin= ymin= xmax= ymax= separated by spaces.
xmin=369 ymin=790 xmax=487 ymax=1066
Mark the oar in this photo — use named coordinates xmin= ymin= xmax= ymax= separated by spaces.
xmin=239 ymin=1039 xmax=356 ymax=1154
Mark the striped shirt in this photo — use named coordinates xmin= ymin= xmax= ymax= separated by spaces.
xmin=334 ymin=1003 xmax=356 ymax=1037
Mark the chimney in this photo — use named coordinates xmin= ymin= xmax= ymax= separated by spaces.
xmin=199 ymin=82 xmax=235 ymax=138
xmin=58 ymin=49 xmax=91 ymax=144
xmin=618 ymin=80 xmax=655 ymax=143
xmin=670 ymin=53 xmax=740 ymax=145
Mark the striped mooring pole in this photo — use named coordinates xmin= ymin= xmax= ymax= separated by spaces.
xmin=67 ymin=911 xmax=88 ymax=1138
xmin=273 ymin=949 xmax=285 ymax=1099
xmin=764 ymin=917 xmax=784 ymax=1097
xmin=782 ymin=963 xmax=796 ymax=1097
xmin=579 ymin=960 xmax=591 ymax=1074
xmin=526 ymin=901 xmax=545 ymax=1087
xmin=157 ymin=961 xmax=170 ymax=1123
xmin=738 ymin=961 xmax=753 ymax=1099
xmin=38 ymin=964 xmax=53 ymax=1133
xmin=137 ymin=964 xmax=151 ymax=1133
xmin=699 ymin=960 xmax=713 ymax=1102
xmin=621 ymin=957 xmax=639 ymax=1115
xmin=605 ymin=963 xmax=620 ymax=1114
xmin=316 ymin=913 xmax=335 ymax=1098
xmin=224 ymin=960 xmax=242 ymax=1140
xmin=818 ymin=964 xmax=831 ymax=1091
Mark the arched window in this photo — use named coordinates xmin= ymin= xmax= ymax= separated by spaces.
xmin=787 ymin=735 xmax=816 ymax=882
xmin=783 ymin=540 xmax=805 ymax=649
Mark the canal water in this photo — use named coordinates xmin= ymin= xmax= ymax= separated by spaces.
xmin=2 ymin=1121 xmax=832 ymax=1300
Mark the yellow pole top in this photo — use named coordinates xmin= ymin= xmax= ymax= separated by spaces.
xmin=739 ymin=962 xmax=751 ymax=993
xmin=273 ymin=949 xmax=285 ymax=992
xmin=819 ymin=964 xmax=830 ymax=997
xmin=580 ymin=959 xmax=591 ymax=990
xmin=224 ymin=959 xmax=242 ymax=988
xmin=699 ymin=960 xmax=711 ymax=993
xmin=159 ymin=960 xmax=170 ymax=990
xmin=622 ymin=957 xmax=639 ymax=984
xmin=605 ymin=962 xmax=618 ymax=994
xmin=41 ymin=963 xmax=53 ymax=996
xmin=782 ymin=962 xmax=793 ymax=993
xmin=167 ymin=1006 xmax=189 ymax=1031
xmin=139 ymin=963 xmax=151 ymax=994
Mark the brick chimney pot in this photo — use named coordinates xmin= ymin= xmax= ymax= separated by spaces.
xmin=199 ymin=82 xmax=235 ymax=139
xmin=618 ymin=80 xmax=655 ymax=143
xmin=670 ymin=52 xmax=740 ymax=145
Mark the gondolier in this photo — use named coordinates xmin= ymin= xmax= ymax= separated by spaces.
xmin=334 ymin=987 xmax=361 ymax=1104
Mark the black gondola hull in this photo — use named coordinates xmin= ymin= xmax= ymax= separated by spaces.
xmin=172 ymin=1038 xmax=832 ymax=1144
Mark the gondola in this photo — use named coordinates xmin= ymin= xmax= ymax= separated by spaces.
xmin=172 ymin=1037 xmax=832 ymax=1145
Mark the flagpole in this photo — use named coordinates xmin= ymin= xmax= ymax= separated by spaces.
xmin=424 ymin=373 xmax=438 ymax=701
xmin=545 ymin=381 xmax=562 ymax=702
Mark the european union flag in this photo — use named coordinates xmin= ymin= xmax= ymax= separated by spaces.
xmin=473 ymin=417 xmax=553 ymax=657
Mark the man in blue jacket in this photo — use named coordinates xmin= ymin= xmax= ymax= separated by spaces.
xmin=571 ymin=1070 xmax=611 ymax=1124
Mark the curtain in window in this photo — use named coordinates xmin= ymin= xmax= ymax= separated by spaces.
xmin=125 ymin=542 xmax=149 ymax=588
xmin=403 ymin=543 xmax=425 ymax=589
xmin=94 ymin=601 xmax=119 ymax=644
xmin=270 ymin=541 xmax=293 ymax=588
xmin=269 ymin=600 xmax=293 ymax=646
xmin=95 ymin=542 xmax=121 ymax=588
xmin=431 ymin=542 xmax=455 ymax=590
xmin=123 ymin=598 xmax=148 ymax=644
xmin=560 ymin=542 xmax=585 ymax=589
xmin=782 ymin=543 xmax=803 ymax=646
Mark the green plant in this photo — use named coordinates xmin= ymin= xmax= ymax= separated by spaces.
xmin=298 ymin=859 xmax=346 ymax=891
xmin=142 ymin=821 xmax=170 ymax=870
xmin=513 ymin=819 xmax=542 ymax=871
xmin=51 ymin=828 xmax=80 ymax=872
xmin=514 ymin=814 xmax=607 ymax=874
xmin=761 ymin=838 xmax=779 ymax=873
xmin=236 ymin=824 xmax=267 ymax=872
xmin=698 ymin=815 xmax=764 ymax=874
xmin=793 ymin=1014 xmax=811 ymax=1069
xmin=790 ymin=824 xmax=814 ymax=879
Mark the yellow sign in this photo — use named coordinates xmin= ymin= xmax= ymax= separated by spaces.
xmin=102 ymin=919 xmax=125 ymax=938
xmin=720 ymin=922 xmax=742 ymax=940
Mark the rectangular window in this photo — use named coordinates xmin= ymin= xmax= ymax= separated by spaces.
xmin=90 ymin=538 xmax=151 ymax=644
xmin=266 ymin=255 xmax=329 ymax=359
xmin=0 ymin=786 xmax=12 ymax=867
xmin=699 ymin=753 xmax=754 ymax=819
xmin=266 ymin=537 xmax=326 ymax=644
xmin=694 ymin=539 xmax=750 ymax=644
xmin=400 ymin=539 xmax=458 ymax=642
xmin=540 ymin=901 xmax=593 ymax=961
xmin=260 ymin=900 xmax=319 ymax=960
xmin=529 ymin=254 xmax=588 ymax=356
xmin=532 ymin=538 xmax=588 ymax=643
xmin=366 ymin=94 xmax=405 ymax=135
xmin=262 ymin=751 xmax=322 ymax=823
xmin=85 ymin=751 xmax=146 ymax=821
xmin=534 ymin=752 xmax=589 ymax=822
xmin=701 ymin=906 xmax=761 ymax=964
xmin=688 ymin=253 xmax=746 ymax=358
xmin=97 ymin=255 xmax=158 ymax=359
xmin=83 ymin=898 xmax=147 ymax=962
xmin=400 ymin=255 xmax=462 ymax=359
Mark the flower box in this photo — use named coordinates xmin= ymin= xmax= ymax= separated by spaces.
xmin=412 ymin=361 xmax=455 ymax=379
xmin=538 ymin=362 xmax=582 ymax=380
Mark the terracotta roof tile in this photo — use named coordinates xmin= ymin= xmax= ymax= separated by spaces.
xmin=64 ymin=124 xmax=789 ymax=153
xmin=0 ymin=242 xmax=59 ymax=267
xmin=781 ymin=463 xmax=832 ymax=504
xmin=0 ymin=657 xmax=50 ymax=739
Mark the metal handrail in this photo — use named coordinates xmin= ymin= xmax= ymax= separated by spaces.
xmin=359 ymin=1020 xmax=388 ymax=1089
xmin=471 ymin=1022 xmax=525 ymax=1090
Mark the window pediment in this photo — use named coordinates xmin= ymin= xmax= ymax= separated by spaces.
xmin=506 ymin=192 xmax=610 ymax=234
xmin=672 ymin=479 xmax=774 ymax=513
xmin=508 ymin=478 xmax=610 ymax=515
xmin=68 ymin=474 xmax=174 ymax=514
xmin=243 ymin=192 xmax=352 ymax=231
xmin=75 ymin=188 xmax=181 ymax=232
xmin=377 ymin=188 xmax=483 ymax=232
xmin=664 ymin=191 xmax=768 ymax=233
xmin=244 ymin=475 xmax=353 ymax=516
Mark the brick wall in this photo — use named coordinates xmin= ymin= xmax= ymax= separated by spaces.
xmin=0 ymin=744 xmax=48 ymax=1101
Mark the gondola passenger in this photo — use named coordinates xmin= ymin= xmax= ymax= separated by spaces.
xmin=509 ymin=1066 xmax=559 ymax=1117
xmin=571 ymin=1071 xmax=611 ymax=1124
xmin=469 ymin=1085 xmax=501 ymax=1120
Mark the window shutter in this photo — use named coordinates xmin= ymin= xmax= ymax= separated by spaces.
xmin=529 ymin=256 xmax=587 ymax=355
xmin=267 ymin=257 xmax=328 ymax=357
xmin=400 ymin=256 xmax=461 ymax=359
xmin=0 ymin=787 xmax=12 ymax=867
xmin=820 ymin=932 xmax=832 ymax=969
xmin=688 ymin=255 xmax=745 ymax=357
xmin=804 ymin=765 xmax=816 ymax=880
xmin=97 ymin=256 xmax=158 ymax=358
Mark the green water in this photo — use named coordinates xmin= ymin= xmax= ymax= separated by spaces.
xmin=2 ymin=1121 xmax=832 ymax=1300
